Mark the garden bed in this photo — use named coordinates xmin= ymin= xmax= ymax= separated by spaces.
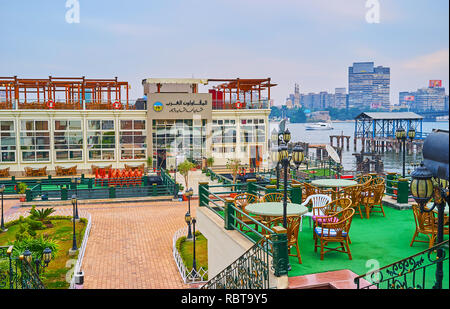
xmin=0 ymin=215 xmax=87 ymax=289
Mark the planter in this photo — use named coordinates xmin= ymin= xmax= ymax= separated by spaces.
xmin=182 ymin=194 xmax=188 ymax=201
xmin=19 ymin=194 xmax=26 ymax=202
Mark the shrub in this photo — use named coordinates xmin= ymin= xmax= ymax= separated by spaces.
xmin=9 ymin=235 xmax=59 ymax=260
xmin=29 ymin=206 xmax=56 ymax=222
xmin=17 ymin=183 xmax=27 ymax=194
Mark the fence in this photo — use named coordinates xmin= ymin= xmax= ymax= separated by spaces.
xmin=354 ymin=240 xmax=449 ymax=289
xmin=172 ymin=227 xmax=208 ymax=284
xmin=198 ymin=182 xmax=290 ymax=287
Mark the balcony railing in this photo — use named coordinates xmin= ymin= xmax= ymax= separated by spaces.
xmin=0 ymin=99 xmax=142 ymax=111
xmin=212 ymin=100 xmax=270 ymax=110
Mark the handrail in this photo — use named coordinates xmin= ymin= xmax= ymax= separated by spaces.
xmin=354 ymin=240 xmax=449 ymax=289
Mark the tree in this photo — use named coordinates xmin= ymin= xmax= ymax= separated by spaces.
xmin=226 ymin=158 xmax=242 ymax=190
xmin=178 ymin=160 xmax=196 ymax=189
xmin=206 ymin=157 xmax=214 ymax=168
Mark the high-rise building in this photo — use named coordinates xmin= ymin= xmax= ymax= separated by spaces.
xmin=348 ymin=62 xmax=390 ymax=110
xmin=334 ymin=88 xmax=347 ymax=109
xmin=399 ymin=81 xmax=447 ymax=111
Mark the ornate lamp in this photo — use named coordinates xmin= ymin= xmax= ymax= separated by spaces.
xmin=283 ymin=129 xmax=291 ymax=144
xmin=185 ymin=212 xmax=193 ymax=239
xmin=410 ymin=163 xmax=434 ymax=209
xmin=292 ymin=145 xmax=304 ymax=168
xmin=23 ymin=249 xmax=32 ymax=264
xmin=278 ymin=144 xmax=289 ymax=162
xmin=396 ymin=127 xmax=406 ymax=141
xmin=43 ymin=247 xmax=52 ymax=265
xmin=408 ymin=128 xmax=416 ymax=140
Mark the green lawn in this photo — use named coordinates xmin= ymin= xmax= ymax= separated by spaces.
xmin=177 ymin=232 xmax=208 ymax=279
xmin=0 ymin=218 xmax=86 ymax=289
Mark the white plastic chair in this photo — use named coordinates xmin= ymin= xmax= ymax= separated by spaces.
xmin=300 ymin=194 xmax=332 ymax=231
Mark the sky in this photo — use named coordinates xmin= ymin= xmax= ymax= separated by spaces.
xmin=0 ymin=0 xmax=448 ymax=106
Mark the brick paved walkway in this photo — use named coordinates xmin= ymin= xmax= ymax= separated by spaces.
xmin=77 ymin=201 xmax=194 ymax=289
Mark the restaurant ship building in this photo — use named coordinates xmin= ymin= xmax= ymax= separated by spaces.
xmin=0 ymin=76 xmax=274 ymax=176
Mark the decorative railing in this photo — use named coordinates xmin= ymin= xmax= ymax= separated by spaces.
xmin=1 ymin=246 xmax=45 ymax=289
xmin=201 ymin=238 xmax=271 ymax=289
xmin=172 ymin=227 xmax=208 ymax=284
xmin=354 ymin=240 xmax=449 ymax=289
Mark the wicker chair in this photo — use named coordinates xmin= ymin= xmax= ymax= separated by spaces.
xmin=55 ymin=166 xmax=63 ymax=176
xmin=335 ymin=185 xmax=364 ymax=219
xmin=361 ymin=183 xmax=386 ymax=219
xmin=370 ymin=176 xmax=385 ymax=186
xmin=233 ymin=193 xmax=260 ymax=232
xmin=314 ymin=208 xmax=355 ymax=260
xmin=410 ymin=204 xmax=448 ymax=248
xmin=355 ymin=174 xmax=372 ymax=186
xmin=267 ymin=215 xmax=303 ymax=264
xmin=24 ymin=167 xmax=34 ymax=177
xmin=0 ymin=167 xmax=9 ymax=177
xmin=262 ymin=192 xmax=291 ymax=203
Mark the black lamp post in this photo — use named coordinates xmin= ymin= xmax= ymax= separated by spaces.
xmin=410 ymin=163 xmax=448 ymax=289
xmin=192 ymin=217 xmax=198 ymax=276
xmin=396 ymin=127 xmax=407 ymax=177
xmin=185 ymin=188 xmax=194 ymax=240
xmin=71 ymin=195 xmax=78 ymax=252
xmin=174 ymin=155 xmax=178 ymax=199
xmin=277 ymin=143 xmax=304 ymax=228
xmin=185 ymin=212 xmax=193 ymax=240
xmin=71 ymin=178 xmax=80 ymax=220
xmin=23 ymin=247 xmax=52 ymax=276
xmin=0 ymin=184 xmax=5 ymax=232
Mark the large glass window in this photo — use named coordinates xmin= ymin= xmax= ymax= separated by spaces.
xmin=20 ymin=120 xmax=50 ymax=162
xmin=152 ymin=119 xmax=206 ymax=168
xmin=87 ymin=120 xmax=115 ymax=161
xmin=212 ymin=119 xmax=237 ymax=153
xmin=120 ymin=120 xmax=147 ymax=160
xmin=0 ymin=120 xmax=16 ymax=162
xmin=240 ymin=118 xmax=266 ymax=144
xmin=54 ymin=120 xmax=83 ymax=161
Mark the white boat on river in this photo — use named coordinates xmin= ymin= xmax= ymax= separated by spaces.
xmin=305 ymin=122 xmax=334 ymax=130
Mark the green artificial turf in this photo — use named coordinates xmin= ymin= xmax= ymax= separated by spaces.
xmin=289 ymin=206 xmax=449 ymax=288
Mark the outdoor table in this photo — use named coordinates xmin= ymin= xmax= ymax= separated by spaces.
xmin=311 ymin=179 xmax=357 ymax=189
xmin=245 ymin=202 xmax=309 ymax=222
xmin=425 ymin=202 xmax=449 ymax=215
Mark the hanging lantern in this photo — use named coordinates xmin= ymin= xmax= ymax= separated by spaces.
xmin=278 ymin=145 xmax=289 ymax=162
xmin=396 ymin=127 xmax=406 ymax=141
xmin=283 ymin=129 xmax=291 ymax=144
xmin=410 ymin=163 xmax=434 ymax=207
xmin=408 ymin=128 xmax=416 ymax=140
xmin=292 ymin=145 xmax=304 ymax=167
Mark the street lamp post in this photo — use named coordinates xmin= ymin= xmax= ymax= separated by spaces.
xmin=192 ymin=217 xmax=198 ymax=277
xmin=71 ymin=178 xmax=80 ymax=220
xmin=277 ymin=141 xmax=304 ymax=228
xmin=396 ymin=127 xmax=407 ymax=178
xmin=174 ymin=155 xmax=178 ymax=199
xmin=185 ymin=188 xmax=194 ymax=240
xmin=410 ymin=163 xmax=448 ymax=289
xmin=71 ymin=195 xmax=78 ymax=253
xmin=23 ymin=247 xmax=52 ymax=276
xmin=0 ymin=184 xmax=6 ymax=232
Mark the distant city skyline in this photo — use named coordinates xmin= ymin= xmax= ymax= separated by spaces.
xmin=0 ymin=0 xmax=448 ymax=106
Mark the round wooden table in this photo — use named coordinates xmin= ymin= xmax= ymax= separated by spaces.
xmin=311 ymin=179 xmax=357 ymax=189
xmin=245 ymin=202 xmax=309 ymax=220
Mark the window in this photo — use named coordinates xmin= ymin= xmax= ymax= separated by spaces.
xmin=120 ymin=120 xmax=147 ymax=160
xmin=87 ymin=120 xmax=115 ymax=161
xmin=0 ymin=120 xmax=16 ymax=162
xmin=20 ymin=120 xmax=50 ymax=162
xmin=54 ymin=120 xmax=83 ymax=161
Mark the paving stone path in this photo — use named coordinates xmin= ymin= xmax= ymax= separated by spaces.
xmin=5 ymin=199 xmax=195 ymax=289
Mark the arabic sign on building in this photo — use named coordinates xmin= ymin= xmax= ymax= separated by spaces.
xmin=147 ymin=93 xmax=212 ymax=121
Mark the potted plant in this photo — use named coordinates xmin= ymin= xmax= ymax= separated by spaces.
xmin=147 ymin=156 xmax=154 ymax=173
xmin=226 ymin=158 xmax=242 ymax=197
xmin=17 ymin=182 xmax=28 ymax=202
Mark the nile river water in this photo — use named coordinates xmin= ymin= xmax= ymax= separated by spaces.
xmin=269 ymin=121 xmax=449 ymax=174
